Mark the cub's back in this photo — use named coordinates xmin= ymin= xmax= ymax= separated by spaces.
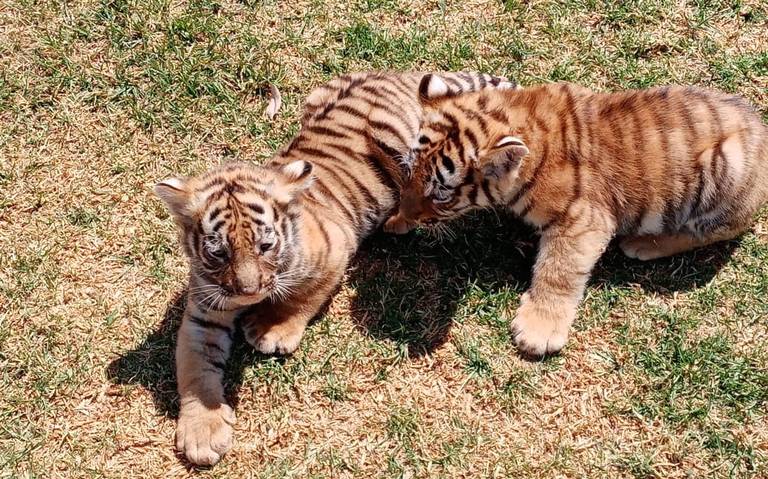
xmin=590 ymin=86 xmax=765 ymax=163
xmin=272 ymin=72 xmax=516 ymax=245
xmin=581 ymin=85 xmax=768 ymax=234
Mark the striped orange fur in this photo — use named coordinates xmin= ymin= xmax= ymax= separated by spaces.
xmin=394 ymin=74 xmax=768 ymax=358
xmin=153 ymin=71 xmax=515 ymax=465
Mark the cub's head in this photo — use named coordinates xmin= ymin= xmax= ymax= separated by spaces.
xmin=398 ymin=74 xmax=528 ymax=227
xmin=154 ymin=161 xmax=314 ymax=310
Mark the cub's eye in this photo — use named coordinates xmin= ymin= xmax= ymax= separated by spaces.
xmin=203 ymin=236 xmax=228 ymax=260
xmin=260 ymin=242 xmax=273 ymax=253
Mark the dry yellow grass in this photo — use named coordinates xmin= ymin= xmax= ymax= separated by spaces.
xmin=1 ymin=0 xmax=767 ymax=477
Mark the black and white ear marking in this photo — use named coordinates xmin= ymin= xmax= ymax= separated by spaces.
xmin=153 ymin=177 xmax=191 ymax=219
xmin=419 ymin=74 xmax=450 ymax=102
xmin=482 ymin=135 xmax=529 ymax=178
xmin=496 ymin=80 xmax=519 ymax=90
xmin=281 ymin=160 xmax=313 ymax=182
xmin=279 ymin=160 xmax=315 ymax=199
xmin=494 ymin=136 xmax=524 ymax=148
xmin=492 ymin=136 xmax=529 ymax=159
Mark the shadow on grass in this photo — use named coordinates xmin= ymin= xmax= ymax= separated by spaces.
xmin=105 ymin=291 xmax=287 ymax=421
xmin=105 ymin=210 xmax=740 ymax=419
xmin=347 ymin=209 xmax=740 ymax=357
xmin=106 ymin=293 xmax=184 ymax=419
xmin=347 ymin=211 xmax=536 ymax=357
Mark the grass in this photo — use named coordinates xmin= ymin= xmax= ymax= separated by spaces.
xmin=1 ymin=0 xmax=767 ymax=477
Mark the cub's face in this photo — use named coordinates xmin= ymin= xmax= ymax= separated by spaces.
xmin=399 ymin=125 xmax=480 ymax=225
xmin=154 ymin=161 xmax=313 ymax=310
xmin=396 ymin=74 xmax=529 ymax=229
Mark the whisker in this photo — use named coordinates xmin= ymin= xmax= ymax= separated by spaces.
xmin=441 ymin=222 xmax=457 ymax=240
xmin=270 ymin=275 xmax=298 ymax=302
xmin=198 ymin=290 xmax=220 ymax=307
xmin=188 ymin=285 xmax=220 ymax=293
xmin=213 ymin=291 xmax=226 ymax=311
xmin=422 ymin=221 xmax=456 ymax=243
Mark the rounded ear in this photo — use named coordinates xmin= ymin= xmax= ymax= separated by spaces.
xmin=154 ymin=178 xmax=191 ymax=220
xmin=481 ymin=135 xmax=529 ymax=178
xmin=280 ymin=160 xmax=315 ymax=194
xmin=497 ymin=80 xmax=521 ymax=91
xmin=281 ymin=159 xmax=313 ymax=182
xmin=418 ymin=74 xmax=450 ymax=104
xmin=489 ymin=135 xmax=529 ymax=160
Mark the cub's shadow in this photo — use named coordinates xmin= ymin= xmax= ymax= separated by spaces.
xmin=107 ymin=210 xmax=739 ymax=418
xmin=347 ymin=210 xmax=739 ymax=356
xmin=106 ymin=293 xmax=184 ymax=418
xmin=105 ymin=293 xmax=278 ymax=420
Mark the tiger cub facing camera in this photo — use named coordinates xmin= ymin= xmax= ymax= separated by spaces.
xmin=389 ymin=74 xmax=768 ymax=358
xmin=153 ymin=71 xmax=515 ymax=466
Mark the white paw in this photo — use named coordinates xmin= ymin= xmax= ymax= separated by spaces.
xmin=248 ymin=327 xmax=304 ymax=355
xmin=510 ymin=294 xmax=571 ymax=357
xmin=176 ymin=404 xmax=235 ymax=466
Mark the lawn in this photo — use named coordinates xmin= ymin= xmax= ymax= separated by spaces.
xmin=1 ymin=0 xmax=768 ymax=477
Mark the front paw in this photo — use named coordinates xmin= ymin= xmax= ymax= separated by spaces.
xmin=176 ymin=403 xmax=235 ymax=466
xmin=510 ymin=293 xmax=571 ymax=357
xmin=383 ymin=214 xmax=415 ymax=234
xmin=245 ymin=323 xmax=305 ymax=355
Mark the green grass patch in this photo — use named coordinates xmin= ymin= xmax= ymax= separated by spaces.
xmin=622 ymin=308 xmax=768 ymax=424
xmin=3 ymin=0 xmax=768 ymax=476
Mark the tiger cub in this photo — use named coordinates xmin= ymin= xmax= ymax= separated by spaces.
xmin=390 ymin=74 xmax=768 ymax=358
xmin=154 ymin=71 xmax=515 ymax=466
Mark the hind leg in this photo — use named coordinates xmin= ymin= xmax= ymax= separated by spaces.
xmin=620 ymin=226 xmax=748 ymax=261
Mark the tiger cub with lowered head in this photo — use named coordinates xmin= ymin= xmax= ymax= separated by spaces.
xmin=389 ymin=74 xmax=768 ymax=358
xmin=154 ymin=71 xmax=515 ymax=466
